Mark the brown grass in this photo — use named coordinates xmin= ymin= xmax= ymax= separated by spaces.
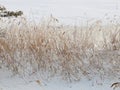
xmin=0 ymin=17 xmax=120 ymax=82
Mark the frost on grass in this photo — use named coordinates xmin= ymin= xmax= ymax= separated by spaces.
xmin=0 ymin=16 xmax=120 ymax=82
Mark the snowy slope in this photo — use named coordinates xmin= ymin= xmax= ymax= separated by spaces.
xmin=0 ymin=0 xmax=120 ymax=24
xmin=0 ymin=68 xmax=117 ymax=90
xmin=0 ymin=0 xmax=120 ymax=90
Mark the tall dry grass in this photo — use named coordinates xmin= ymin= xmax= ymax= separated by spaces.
xmin=0 ymin=16 xmax=120 ymax=82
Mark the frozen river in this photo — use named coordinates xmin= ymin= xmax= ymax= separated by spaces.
xmin=0 ymin=0 xmax=120 ymax=24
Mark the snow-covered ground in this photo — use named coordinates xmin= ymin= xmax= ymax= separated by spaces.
xmin=0 ymin=0 xmax=120 ymax=24
xmin=0 ymin=0 xmax=120 ymax=90
xmin=0 ymin=68 xmax=118 ymax=90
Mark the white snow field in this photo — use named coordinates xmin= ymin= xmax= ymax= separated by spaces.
xmin=0 ymin=0 xmax=120 ymax=24
xmin=0 ymin=68 xmax=117 ymax=90
xmin=0 ymin=0 xmax=120 ymax=90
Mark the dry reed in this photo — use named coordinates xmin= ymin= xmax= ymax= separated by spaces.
xmin=0 ymin=16 xmax=120 ymax=82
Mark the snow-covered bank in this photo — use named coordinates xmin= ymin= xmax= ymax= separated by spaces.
xmin=0 ymin=68 xmax=118 ymax=90
xmin=0 ymin=0 xmax=120 ymax=90
xmin=0 ymin=17 xmax=120 ymax=90
xmin=0 ymin=0 xmax=120 ymax=24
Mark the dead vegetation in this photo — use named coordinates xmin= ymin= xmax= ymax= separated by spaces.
xmin=0 ymin=16 xmax=120 ymax=82
xmin=0 ymin=5 xmax=23 ymax=18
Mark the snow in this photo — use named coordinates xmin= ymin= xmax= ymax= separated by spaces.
xmin=0 ymin=0 xmax=120 ymax=24
xmin=0 ymin=68 xmax=119 ymax=90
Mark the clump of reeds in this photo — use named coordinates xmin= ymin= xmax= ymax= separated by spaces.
xmin=0 ymin=16 xmax=120 ymax=82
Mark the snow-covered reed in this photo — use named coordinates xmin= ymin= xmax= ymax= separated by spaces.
xmin=0 ymin=17 xmax=119 ymax=82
